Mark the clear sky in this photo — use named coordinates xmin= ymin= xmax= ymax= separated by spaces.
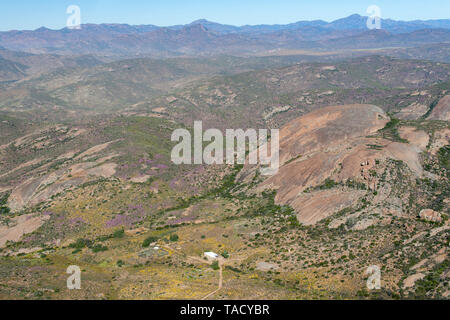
xmin=0 ymin=0 xmax=449 ymax=31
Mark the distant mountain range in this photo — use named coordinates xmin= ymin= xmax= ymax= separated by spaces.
xmin=6 ymin=14 xmax=450 ymax=34
xmin=179 ymin=14 xmax=450 ymax=34
xmin=0 ymin=14 xmax=449 ymax=58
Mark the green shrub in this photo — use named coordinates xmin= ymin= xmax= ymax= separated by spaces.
xmin=384 ymin=118 xmax=400 ymax=129
xmin=379 ymin=116 xmax=408 ymax=143
xmin=97 ymin=229 xmax=125 ymax=242
xmin=211 ymin=261 xmax=220 ymax=270
xmin=318 ymin=179 xmax=337 ymax=190
xmin=170 ymin=234 xmax=179 ymax=242
xmin=287 ymin=215 xmax=300 ymax=227
xmin=0 ymin=193 xmax=8 ymax=206
xmin=91 ymin=244 xmax=108 ymax=253
xmin=0 ymin=193 xmax=10 ymax=215
xmin=69 ymin=239 xmax=93 ymax=249
xmin=142 ymin=236 xmax=158 ymax=248
xmin=437 ymin=145 xmax=449 ymax=170
xmin=112 ymin=229 xmax=125 ymax=238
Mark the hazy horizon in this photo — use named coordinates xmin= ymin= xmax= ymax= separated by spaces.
xmin=1 ymin=0 xmax=449 ymax=31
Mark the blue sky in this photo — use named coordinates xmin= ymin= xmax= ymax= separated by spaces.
xmin=0 ymin=0 xmax=449 ymax=31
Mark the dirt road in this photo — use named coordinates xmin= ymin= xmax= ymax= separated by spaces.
xmin=201 ymin=260 xmax=223 ymax=300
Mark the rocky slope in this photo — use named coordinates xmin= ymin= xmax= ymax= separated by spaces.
xmin=241 ymin=104 xmax=445 ymax=226
xmin=428 ymin=95 xmax=450 ymax=121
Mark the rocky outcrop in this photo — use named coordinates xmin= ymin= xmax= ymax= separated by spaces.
xmin=419 ymin=209 xmax=442 ymax=223
xmin=403 ymin=273 xmax=425 ymax=289
xmin=290 ymin=189 xmax=364 ymax=225
xmin=396 ymin=103 xmax=428 ymax=120
xmin=7 ymin=161 xmax=118 ymax=212
xmin=0 ymin=213 xmax=50 ymax=248
xmin=243 ymin=104 xmax=429 ymax=225
xmin=428 ymin=95 xmax=450 ymax=121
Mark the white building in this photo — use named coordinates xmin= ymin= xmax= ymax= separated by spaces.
xmin=204 ymin=252 xmax=219 ymax=260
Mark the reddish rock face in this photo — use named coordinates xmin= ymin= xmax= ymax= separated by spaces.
xmin=243 ymin=104 xmax=429 ymax=225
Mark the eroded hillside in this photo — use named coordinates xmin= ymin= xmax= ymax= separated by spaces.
xmin=0 ymin=48 xmax=448 ymax=300
xmin=0 ymin=100 xmax=448 ymax=299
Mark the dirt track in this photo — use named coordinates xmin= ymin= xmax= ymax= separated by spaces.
xmin=201 ymin=261 xmax=223 ymax=300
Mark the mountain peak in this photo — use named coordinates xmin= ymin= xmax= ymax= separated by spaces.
xmin=347 ymin=13 xmax=364 ymax=19
xmin=35 ymin=26 xmax=51 ymax=32
xmin=190 ymin=19 xmax=211 ymax=25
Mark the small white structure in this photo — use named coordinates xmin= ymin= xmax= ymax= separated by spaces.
xmin=204 ymin=252 xmax=219 ymax=261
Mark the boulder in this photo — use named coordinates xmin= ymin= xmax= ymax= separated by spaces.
xmin=419 ymin=209 xmax=442 ymax=223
